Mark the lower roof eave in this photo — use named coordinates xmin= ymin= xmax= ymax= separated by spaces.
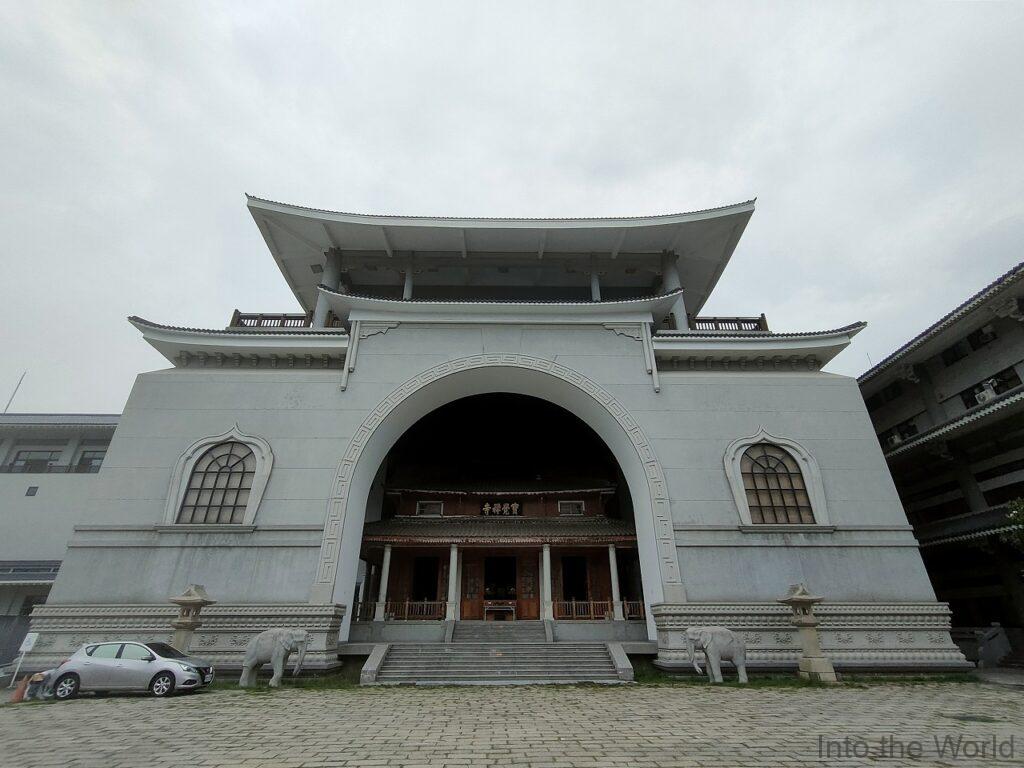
xmin=362 ymin=536 xmax=637 ymax=547
xmin=128 ymin=316 xmax=349 ymax=364
xmin=653 ymin=322 xmax=865 ymax=368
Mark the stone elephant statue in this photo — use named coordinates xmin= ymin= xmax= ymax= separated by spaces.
xmin=239 ymin=628 xmax=310 ymax=687
xmin=686 ymin=625 xmax=748 ymax=684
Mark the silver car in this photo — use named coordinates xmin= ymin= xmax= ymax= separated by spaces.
xmin=51 ymin=641 xmax=215 ymax=699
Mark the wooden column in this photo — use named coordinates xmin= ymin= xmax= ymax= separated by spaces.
xmin=373 ymin=544 xmax=392 ymax=621
xmin=608 ymin=544 xmax=624 ymax=620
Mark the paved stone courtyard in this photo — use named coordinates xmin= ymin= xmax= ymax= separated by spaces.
xmin=0 ymin=681 xmax=1020 ymax=767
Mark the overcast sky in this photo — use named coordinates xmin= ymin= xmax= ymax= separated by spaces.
xmin=1 ymin=1 xmax=1022 ymax=413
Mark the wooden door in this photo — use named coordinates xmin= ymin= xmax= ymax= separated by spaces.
xmin=461 ymin=553 xmax=483 ymax=619
xmin=517 ymin=551 xmax=539 ymax=619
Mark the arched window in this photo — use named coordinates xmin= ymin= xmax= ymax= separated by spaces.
xmin=164 ymin=426 xmax=273 ymax=527
xmin=177 ymin=441 xmax=256 ymax=524
xmin=723 ymin=427 xmax=829 ymax=527
xmin=740 ymin=443 xmax=814 ymax=524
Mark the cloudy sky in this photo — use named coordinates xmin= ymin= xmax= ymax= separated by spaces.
xmin=1 ymin=1 xmax=1022 ymax=413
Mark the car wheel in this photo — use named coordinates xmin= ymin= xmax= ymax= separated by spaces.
xmin=149 ymin=672 xmax=176 ymax=697
xmin=53 ymin=673 xmax=80 ymax=701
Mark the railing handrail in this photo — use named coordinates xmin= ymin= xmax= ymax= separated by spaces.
xmin=687 ymin=314 xmax=769 ymax=332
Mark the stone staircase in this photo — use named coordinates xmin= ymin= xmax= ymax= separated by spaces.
xmin=452 ymin=620 xmax=546 ymax=643
xmin=372 ymin=621 xmax=625 ymax=684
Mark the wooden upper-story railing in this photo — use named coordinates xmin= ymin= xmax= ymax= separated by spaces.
xmin=687 ymin=314 xmax=769 ymax=332
xmin=228 ymin=310 xmax=343 ymax=329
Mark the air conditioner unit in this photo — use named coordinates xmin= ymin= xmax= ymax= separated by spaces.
xmin=976 ymin=388 xmax=997 ymax=405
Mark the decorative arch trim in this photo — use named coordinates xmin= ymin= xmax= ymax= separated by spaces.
xmin=723 ymin=426 xmax=830 ymax=526
xmin=310 ymin=354 xmax=683 ymax=609
xmin=163 ymin=425 xmax=274 ymax=526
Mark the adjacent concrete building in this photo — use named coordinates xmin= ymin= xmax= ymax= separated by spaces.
xmin=9 ymin=196 xmax=969 ymax=679
xmin=858 ymin=262 xmax=1024 ymax=657
xmin=0 ymin=414 xmax=117 ymax=662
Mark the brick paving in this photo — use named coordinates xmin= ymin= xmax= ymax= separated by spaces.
xmin=0 ymin=681 xmax=1021 ymax=767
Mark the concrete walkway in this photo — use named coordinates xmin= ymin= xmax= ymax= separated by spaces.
xmin=1 ymin=681 xmax=1020 ymax=767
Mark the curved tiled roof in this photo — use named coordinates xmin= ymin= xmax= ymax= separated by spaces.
xmin=859 ymin=260 xmax=1024 ymax=385
xmin=655 ymin=322 xmax=866 ymax=340
xmin=246 ymin=193 xmax=756 ymax=223
xmin=885 ymin=387 xmax=1024 ymax=459
xmin=128 ymin=316 xmax=348 ymax=336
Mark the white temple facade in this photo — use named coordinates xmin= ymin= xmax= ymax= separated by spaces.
xmin=12 ymin=195 xmax=969 ymax=675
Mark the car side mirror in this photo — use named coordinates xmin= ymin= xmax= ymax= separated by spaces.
xmin=144 ymin=655 xmax=155 ymax=662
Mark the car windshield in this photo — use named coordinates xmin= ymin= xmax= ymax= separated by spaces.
xmin=145 ymin=642 xmax=189 ymax=659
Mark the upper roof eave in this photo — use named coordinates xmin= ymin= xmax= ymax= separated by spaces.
xmin=245 ymin=194 xmax=756 ymax=230
xmin=246 ymin=194 xmax=756 ymax=315
xmin=858 ymin=260 xmax=1024 ymax=390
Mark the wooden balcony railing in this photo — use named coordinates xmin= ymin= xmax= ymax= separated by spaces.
xmin=229 ymin=310 xmax=313 ymax=328
xmin=554 ymin=600 xmax=613 ymax=620
xmin=687 ymin=314 xmax=769 ymax=332
xmin=622 ymin=600 xmax=646 ymax=620
xmin=385 ymin=600 xmax=446 ymax=620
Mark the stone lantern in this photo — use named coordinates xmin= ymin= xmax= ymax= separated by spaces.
xmin=169 ymin=584 xmax=216 ymax=652
xmin=778 ymin=583 xmax=838 ymax=683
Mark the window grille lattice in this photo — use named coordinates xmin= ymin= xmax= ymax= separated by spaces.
xmin=741 ymin=443 xmax=814 ymax=524
xmin=177 ymin=441 xmax=255 ymax=524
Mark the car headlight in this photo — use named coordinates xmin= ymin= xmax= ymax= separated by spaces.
xmin=175 ymin=663 xmax=198 ymax=674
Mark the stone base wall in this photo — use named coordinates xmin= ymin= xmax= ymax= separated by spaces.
xmin=652 ymin=602 xmax=972 ymax=671
xmin=21 ymin=603 xmax=346 ymax=673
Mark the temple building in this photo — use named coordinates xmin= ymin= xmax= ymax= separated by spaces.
xmin=858 ymin=261 xmax=1024 ymax=665
xmin=6 ymin=195 xmax=969 ymax=681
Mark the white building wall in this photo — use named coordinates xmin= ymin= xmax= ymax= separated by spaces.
xmin=49 ymin=323 xmax=933 ymax=609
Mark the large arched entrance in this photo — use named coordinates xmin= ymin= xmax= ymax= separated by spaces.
xmin=356 ymin=393 xmax=645 ymax=626
xmin=309 ymin=355 xmax=682 ymax=641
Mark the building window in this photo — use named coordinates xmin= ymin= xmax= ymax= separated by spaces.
xmin=164 ymin=426 xmax=273 ymax=527
xmin=10 ymin=450 xmax=61 ymax=473
xmin=558 ymin=500 xmax=585 ymax=516
xmin=878 ymin=417 xmax=921 ymax=449
xmin=941 ymin=342 xmax=969 ymax=367
xmin=967 ymin=324 xmax=998 ymax=351
xmin=724 ymin=428 xmax=829 ymax=527
xmin=75 ymin=449 xmax=106 ymax=473
xmin=865 ymin=381 xmax=904 ymax=412
xmin=176 ymin=441 xmax=256 ymax=524
xmin=415 ymin=501 xmax=443 ymax=516
xmin=958 ymin=366 xmax=1023 ymax=409
xmin=741 ymin=444 xmax=815 ymax=525
xmin=25 ymin=486 xmax=38 ymax=497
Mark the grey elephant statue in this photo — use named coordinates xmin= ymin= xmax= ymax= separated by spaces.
xmin=238 ymin=628 xmax=310 ymax=687
xmin=686 ymin=625 xmax=748 ymax=684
